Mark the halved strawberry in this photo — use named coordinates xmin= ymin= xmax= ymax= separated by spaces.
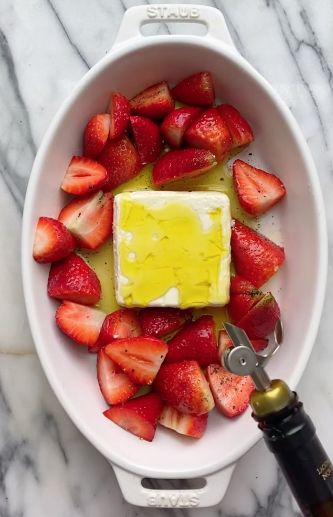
xmin=161 ymin=107 xmax=202 ymax=148
xmin=58 ymin=190 xmax=113 ymax=250
xmin=61 ymin=156 xmax=108 ymax=196
xmin=33 ymin=217 xmax=75 ymax=263
xmin=217 ymin=105 xmax=254 ymax=150
xmin=105 ymin=336 xmax=168 ymax=385
xmin=130 ymin=116 xmax=162 ymax=164
xmin=97 ymin=348 xmax=138 ymax=405
xmin=55 ymin=301 xmax=105 ymax=346
xmin=83 ymin=114 xmax=110 ymax=158
xmin=152 ymin=148 xmax=216 ymax=186
xmin=228 ymin=275 xmax=264 ymax=323
xmin=98 ymin=136 xmax=141 ymax=189
xmin=130 ymin=81 xmax=174 ymax=119
xmin=48 ymin=253 xmax=101 ymax=304
xmin=139 ymin=308 xmax=191 ymax=338
xmin=185 ymin=109 xmax=232 ymax=161
xmin=103 ymin=393 xmax=163 ymax=441
xmin=218 ymin=330 xmax=268 ymax=359
xmin=233 ymin=160 xmax=286 ymax=216
xmin=206 ymin=364 xmax=254 ymax=418
xmin=93 ymin=309 xmax=142 ymax=351
xmin=108 ymin=92 xmax=130 ymax=140
xmin=165 ymin=315 xmax=219 ymax=367
xmin=231 ymin=220 xmax=285 ymax=287
xmin=172 ymin=72 xmax=215 ymax=107
xmin=237 ymin=292 xmax=280 ymax=339
xmin=159 ymin=405 xmax=208 ymax=439
xmin=154 ymin=360 xmax=215 ymax=415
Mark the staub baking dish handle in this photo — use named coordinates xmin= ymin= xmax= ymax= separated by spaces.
xmin=113 ymin=3 xmax=237 ymax=49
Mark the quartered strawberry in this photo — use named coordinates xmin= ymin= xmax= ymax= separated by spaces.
xmin=83 ymin=113 xmax=110 ymax=158
xmin=58 ymin=190 xmax=113 ymax=250
xmin=55 ymin=301 xmax=105 ymax=346
xmin=185 ymin=108 xmax=232 ymax=161
xmin=139 ymin=308 xmax=191 ymax=338
xmin=97 ymin=348 xmax=138 ymax=405
xmin=231 ymin=220 xmax=285 ymax=287
xmin=130 ymin=81 xmax=174 ymax=119
xmin=165 ymin=315 xmax=219 ymax=367
xmin=33 ymin=217 xmax=75 ymax=263
xmin=103 ymin=392 xmax=163 ymax=441
xmin=152 ymin=148 xmax=216 ymax=186
xmin=48 ymin=253 xmax=101 ymax=304
xmin=154 ymin=360 xmax=215 ymax=415
xmin=105 ymin=336 xmax=168 ymax=385
xmin=217 ymin=105 xmax=254 ymax=150
xmin=159 ymin=405 xmax=208 ymax=439
xmin=108 ymin=91 xmax=130 ymax=140
xmin=130 ymin=116 xmax=162 ymax=164
xmin=233 ymin=160 xmax=286 ymax=216
xmin=98 ymin=136 xmax=141 ymax=189
xmin=228 ymin=275 xmax=264 ymax=323
xmin=172 ymin=72 xmax=215 ymax=107
xmin=237 ymin=292 xmax=281 ymax=339
xmin=206 ymin=364 xmax=254 ymax=418
xmin=93 ymin=309 xmax=142 ymax=351
xmin=218 ymin=330 xmax=268 ymax=359
xmin=161 ymin=107 xmax=202 ymax=148
xmin=61 ymin=156 xmax=108 ymax=196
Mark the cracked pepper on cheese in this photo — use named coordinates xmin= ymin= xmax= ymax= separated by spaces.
xmin=113 ymin=191 xmax=231 ymax=308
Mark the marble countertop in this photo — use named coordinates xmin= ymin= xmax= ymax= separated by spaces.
xmin=1 ymin=0 xmax=333 ymax=515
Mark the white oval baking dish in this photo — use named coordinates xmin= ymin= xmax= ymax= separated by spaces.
xmin=21 ymin=4 xmax=327 ymax=508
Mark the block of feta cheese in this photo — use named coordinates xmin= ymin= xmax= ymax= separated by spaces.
xmin=113 ymin=191 xmax=231 ymax=309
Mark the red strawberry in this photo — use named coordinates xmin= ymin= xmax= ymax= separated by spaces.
xmin=97 ymin=348 xmax=137 ymax=405
xmin=161 ymin=107 xmax=202 ymax=148
xmin=130 ymin=116 xmax=162 ymax=164
xmin=108 ymin=91 xmax=130 ymax=140
xmin=206 ymin=364 xmax=254 ymax=418
xmin=228 ymin=275 xmax=264 ymax=323
xmin=154 ymin=361 xmax=215 ymax=415
xmin=103 ymin=393 xmax=163 ymax=441
xmin=218 ymin=330 xmax=268 ymax=359
xmin=233 ymin=160 xmax=286 ymax=216
xmin=83 ymin=114 xmax=110 ymax=158
xmin=159 ymin=405 xmax=208 ymax=439
xmin=185 ymin=109 xmax=232 ymax=161
xmin=231 ymin=220 xmax=285 ymax=287
xmin=105 ymin=337 xmax=168 ymax=385
xmin=98 ymin=136 xmax=141 ymax=189
xmin=130 ymin=81 xmax=174 ymax=119
xmin=93 ymin=309 xmax=142 ymax=351
xmin=152 ymin=148 xmax=216 ymax=186
xmin=165 ymin=315 xmax=219 ymax=367
xmin=172 ymin=72 xmax=215 ymax=107
xmin=58 ymin=190 xmax=113 ymax=250
xmin=237 ymin=292 xmax=280 ymax=339
xmin=61 ymin=156 xmax=108 ymax=196
xmin=217 ymin=105 xmax=254 ymax=149
xmin=33 ymin=217 xmax=75 ymax=263
xmin=139 ymin=308 xmax=191 ymax=338
xmin=55 ymin=301 xmax=105 ymax=346
xmin=48 ymin=253 xmax=101 ymax=304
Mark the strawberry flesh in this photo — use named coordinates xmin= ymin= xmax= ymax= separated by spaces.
xmin=228 ymin=275 xmax=264 ymax=323
xmin=55 ymin=301 xmax=105 ymax=346
xmin=98 ymin=136 xmax=141 ymax=189
xmin=139 ymin=308 xmax=191 ymax=338
xmin=233 ymin=159 xmax=286 ymax=216
xmin=172 ymin=72 xmax=215 ymax=107
xmin=108 ymin=91 xmax=130 ymax=140
xmin=97 ymin=348 xmax=138 ymax=405
xmin=217 ymin=105 xmax=254 ymax=149
xmin=93 ymin=309 xmax=142 ymax=352
xmin=237 ymin=292 xmax=281 ymax=339
xmin=83 ymin=114 xmax=110 ymax=158
xmin=130 ymin=81 xmax=174 ymax=119
xmin=165 ymin=315 xmax=219 ymax=367
xmin=161 ymin=107 xmax=202 ymax=148
xmin=61 ymin=156 xmax=108 ymax=196
xmin=159 ymin=405 xmax=208 ymax=439
xmin=218 ymin=330 xmax=268 ymax=359
xmin=152 ymin=148 xmax=216 ymax=186
xmin=103 ymin=393 xmax=163 ymax=441
xmin=48 ymin=253 xmax=101 ymax=304
xmin=33 ymin=217 xmax=75 ymax=263
xmin=154 ymin=360 xmax=215 ymax=415
xmin=130 ymin=116 xmax=162 ymax=164
xmin=231 ymin=220 xmax=285 ymax=287
xmin=105 ymin=336 xmax=168 ymax=385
